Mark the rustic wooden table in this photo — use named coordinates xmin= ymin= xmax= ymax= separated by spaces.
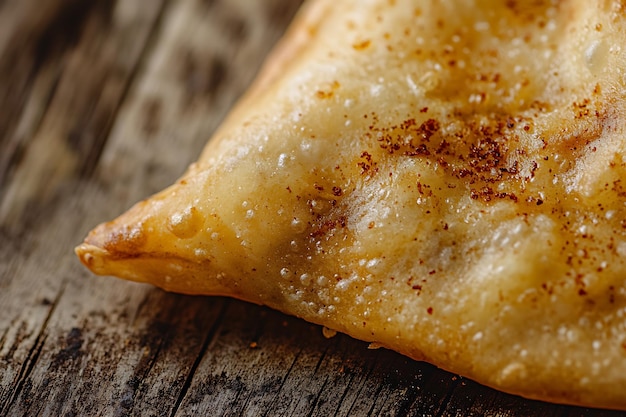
xmin=0 ymin=1 xmax=624 ymax=416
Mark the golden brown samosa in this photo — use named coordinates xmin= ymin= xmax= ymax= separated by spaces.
xmin=77 ymin=0 xmax=626 ymax=409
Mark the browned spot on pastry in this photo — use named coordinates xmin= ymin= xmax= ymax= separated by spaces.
xmin=352 ymin=39 xmax=371 ymax=50
xmin=102 ymin=224 xmax=147 ymax=258
xmin=316 ymin=81 xmax=340 ymax=99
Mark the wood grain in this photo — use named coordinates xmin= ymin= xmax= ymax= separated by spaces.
xmin=0 ymin=1 xmax=625 ymax=416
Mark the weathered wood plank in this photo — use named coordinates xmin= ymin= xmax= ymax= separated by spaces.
xmin=1 ymin=1 xmax=626 ymax=416
xmin=0 ymin=0 xmax=168 ymax=408
xmin=0 ymin=0 xmax=167 ymax=227
xmin=0 ymin=0 xmax=304 ymax=416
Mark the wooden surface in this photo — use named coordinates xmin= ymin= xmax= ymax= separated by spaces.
xmin=0 ymin=1 xmax=624 ymax=416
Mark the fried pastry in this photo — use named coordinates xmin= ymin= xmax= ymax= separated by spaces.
xmin=76 ymin=0 xmax=626 ymax=409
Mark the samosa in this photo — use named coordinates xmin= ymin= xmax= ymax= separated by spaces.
xmin=77 ymin=0 xmax=626 ymax=409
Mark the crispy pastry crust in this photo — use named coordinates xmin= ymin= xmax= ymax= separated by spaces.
xmin=77 ymin=0 xmax=626 ymax=409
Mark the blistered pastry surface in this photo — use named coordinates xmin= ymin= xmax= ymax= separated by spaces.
xmin=77 ymin=0 xmax=626 ymax=409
